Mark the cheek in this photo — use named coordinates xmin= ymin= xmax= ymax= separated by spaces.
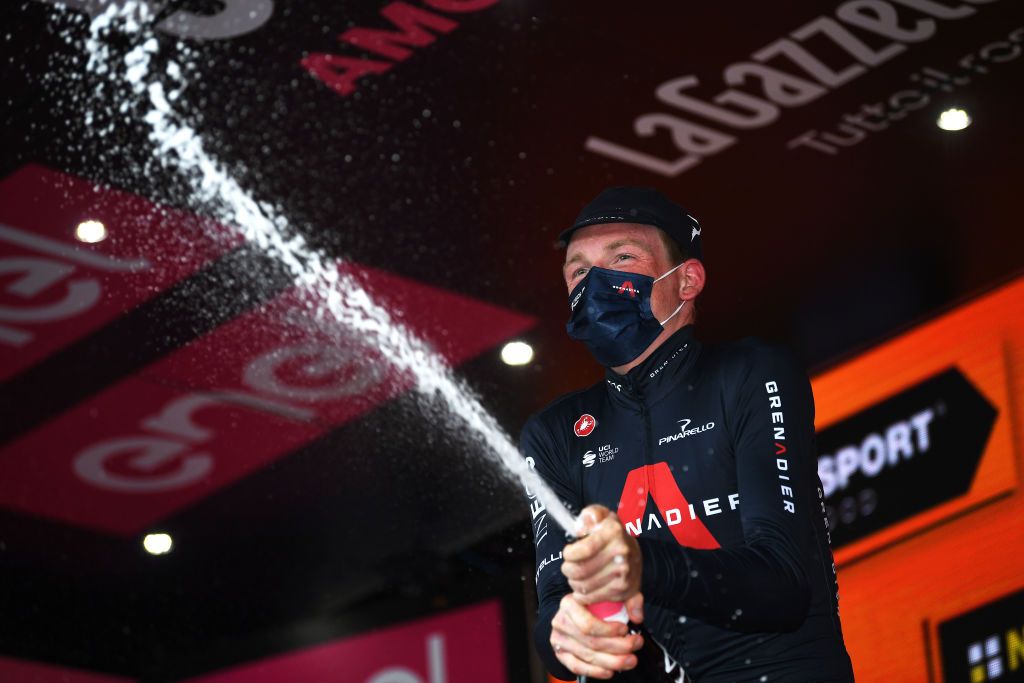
xmin=651 ymin=283 xmax=681 ymax=317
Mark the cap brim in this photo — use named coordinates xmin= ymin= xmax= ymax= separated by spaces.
xmin=557 ymin=214 xmax=651 ymax=247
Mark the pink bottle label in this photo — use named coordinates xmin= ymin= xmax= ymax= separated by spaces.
xmin=588 ymin=601 xmax=629 ymax=623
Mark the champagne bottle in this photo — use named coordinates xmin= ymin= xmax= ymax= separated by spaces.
xmin=578 ymin=602 xmax=691 ymax=683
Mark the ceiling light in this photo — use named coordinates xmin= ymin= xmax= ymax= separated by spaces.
xmin=75 ymin=219 xmax=107 ymax=243
xmin=937 ymin=108 xmax=970 ymax=131
xmin=143 ymin=533 xmax=173 ymax=555
xmin=501 ymin=340 xmax=534 ymax=366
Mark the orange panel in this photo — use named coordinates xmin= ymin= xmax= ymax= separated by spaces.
xmin=813 ymin=277 xmax=1024 ymax=682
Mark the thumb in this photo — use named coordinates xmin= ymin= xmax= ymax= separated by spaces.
xmin=625 ymin=592 xmax=644 ymax=624
xmin=574 ymin=504 xmax=611 ymax=536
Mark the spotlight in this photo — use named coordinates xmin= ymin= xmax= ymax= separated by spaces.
xmin=75 ymin=219 xmax=107 ymax=243
xmin=143 ymin=533 xmax=173 ymax=555
xmin=501 ymin=340 xmax=534 ymax=366
xmin=937 ymin=108 xmax=970 ymax=131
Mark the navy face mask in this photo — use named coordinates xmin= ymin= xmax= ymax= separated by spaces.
xmin=566 ymin=263 xmax=685 ymax=367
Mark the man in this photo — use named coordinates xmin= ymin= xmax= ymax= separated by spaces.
xmin=521 ymin=187 xmax=855 ymax=681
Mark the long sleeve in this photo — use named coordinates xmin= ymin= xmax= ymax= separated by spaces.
xmin=639 ymin=344 xmax=816 ymax=632
xmin=520 ymin=414 xmax=579 ymax=681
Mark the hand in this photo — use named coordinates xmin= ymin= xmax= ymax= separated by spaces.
xmin=550 ymin=592 xmax=644 ymax=679
xmin=563 ymin=504 xmax=643 ymax=606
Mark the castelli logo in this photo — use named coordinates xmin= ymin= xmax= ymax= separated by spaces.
xmin=574 ymin=414 xmax=597 ymax=437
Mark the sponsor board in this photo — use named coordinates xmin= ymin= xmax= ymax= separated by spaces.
xmin=812 ymin=286 xmax=1019 ymax=565
xmin=0 ymin=655 xmax=132 ymax=683
xmin=936 ymin=589 xmax=1024 ymax=682
xmin=0 ymin=164 xmax=241 ymax=381
xmin=0 ymin=262 xmax=534 ymax=534
xmin=586 ymin=1 xmax=1019 ymax=176
xmin=817 ymin=367 xmax=997 ymax=550
xmin=178 ymin=600 xmax=507 ymax=683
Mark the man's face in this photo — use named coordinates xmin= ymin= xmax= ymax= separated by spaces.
xmin=563 ymin=222 xmax=683 ymax=322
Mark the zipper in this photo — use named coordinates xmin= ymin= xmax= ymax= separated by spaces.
xmin=637 ymin=385 xmax=653 ymax=500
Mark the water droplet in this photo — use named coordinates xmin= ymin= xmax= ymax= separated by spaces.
xmin=64 ymin=0 xmax=584 ymax=545
xmin=677 ymin=616 xmax=687 ymax=624
xmin=689 ymin=570 xmax=699 ymax=578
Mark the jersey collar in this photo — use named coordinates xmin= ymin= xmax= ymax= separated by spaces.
xmin=604 ymin=324 xmax=700 ymax=406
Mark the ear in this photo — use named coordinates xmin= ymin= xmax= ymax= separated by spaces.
xmin=677 ymin=259 xmax=706 ymax=302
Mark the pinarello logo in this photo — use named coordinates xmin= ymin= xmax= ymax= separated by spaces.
xmin=574 ymin=414 xmax=597 ymax=437
xmin=613 ymin=281 xmax=638 ymax=297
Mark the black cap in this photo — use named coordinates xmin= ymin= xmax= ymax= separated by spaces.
xmin=558 ymin=186 xmax=702 ymax=261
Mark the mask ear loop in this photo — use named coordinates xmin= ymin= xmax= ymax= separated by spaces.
xmin=653 ymin=261 xmax=685 ymax=283
xmin=659 ymin=300 xmax=685 ymax=326
xmin=654 ymin=262 xmax=687 ymax=325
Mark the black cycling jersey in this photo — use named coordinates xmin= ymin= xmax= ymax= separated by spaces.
xmin=521 ymin=324 xmax=855 ymax=682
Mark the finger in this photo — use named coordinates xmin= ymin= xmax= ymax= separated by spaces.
xmin=574 ymin=633 xmax=645 ymax=655
xmin=565 ymin=515 xmax=628 ymax=563
xmin=568 ymin=553 xmax=639 ymax=601
xmin=625 ymin=592 xmax=645 ymax=624
xmin=564 ymin=526 xmax=620 ymax=565
xmin=572 ymin=546 xmax=633 ymax=584
xmin=552 ymin=609 xmax=644 ymax=657
xmin=568 ymin=562 xmax=622 ymax=598
xmin=573 ymin=585 xmax=631 ymax=606
xmin=555 ymin=651 xmax=616 ymax=680
xmin=597 ymin=512 xmax=624 ymax=533
xmin=562 ymin=594 xmax=628 ymax=638
xmin=551 ymin=630 xmax=639 ymax=675
xmin=562 ymin=541 xmax=624 ymax=581
xmin=563 ymin=533 xmax=602 ymax=563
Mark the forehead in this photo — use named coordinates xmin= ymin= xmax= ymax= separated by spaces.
xmin=564 ymin=222 xmax=664 ymax=260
